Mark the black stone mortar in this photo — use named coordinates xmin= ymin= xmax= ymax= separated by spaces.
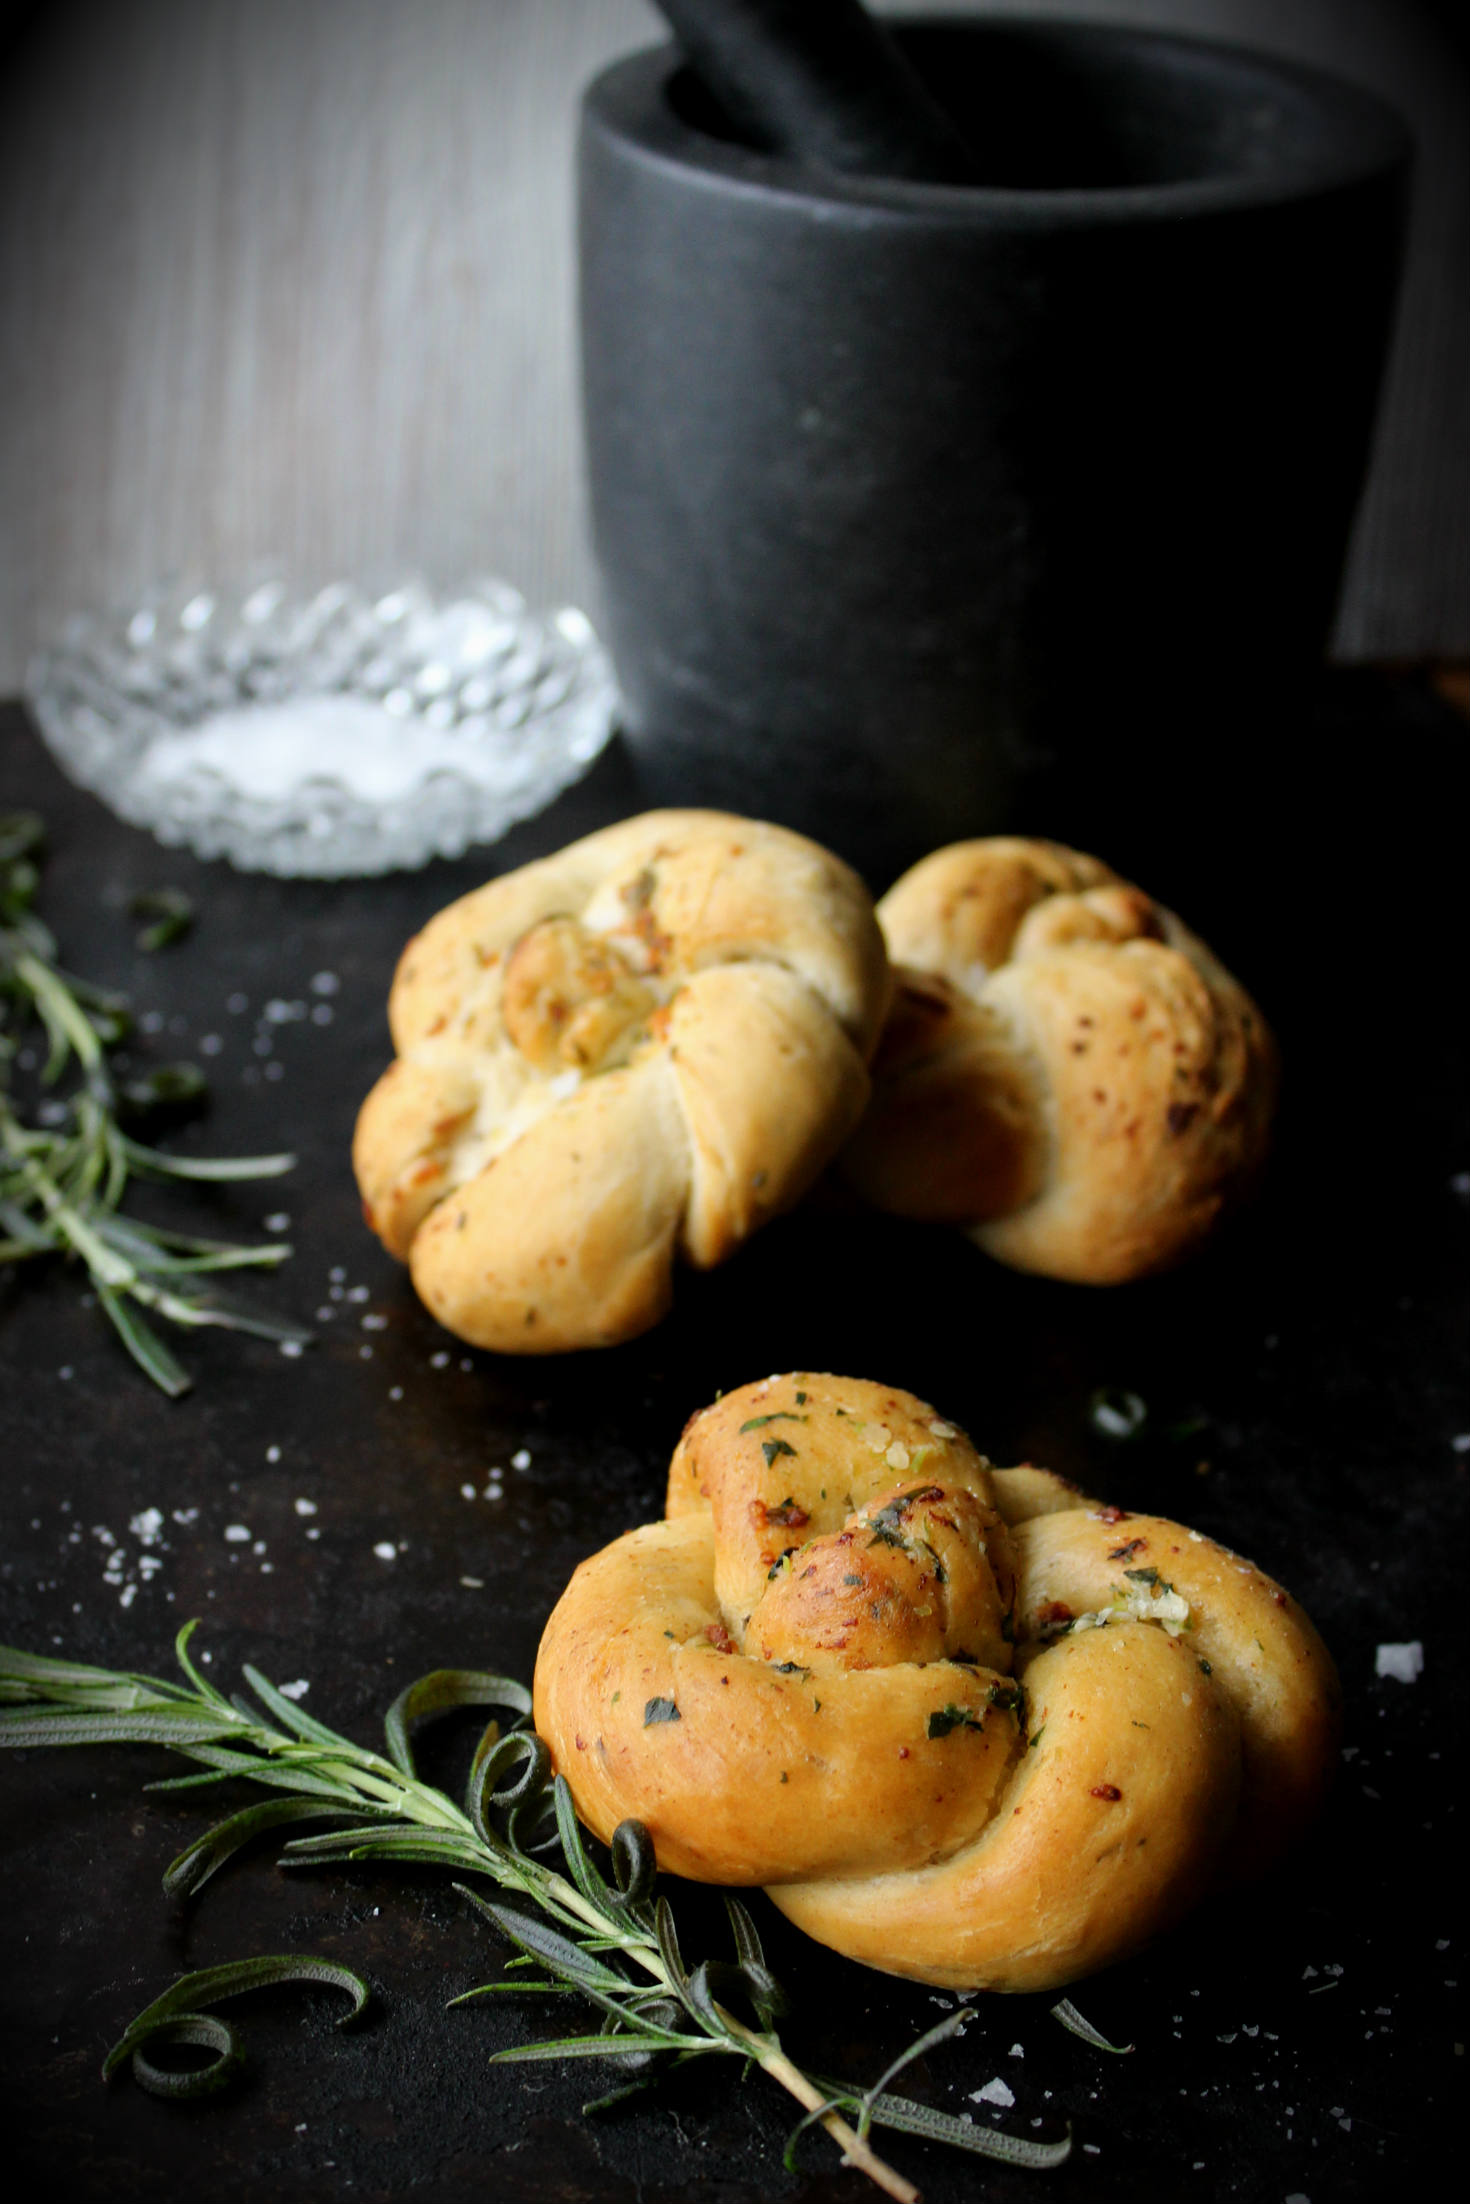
xmin=579 ymin=15 xmax=1409 ymax=884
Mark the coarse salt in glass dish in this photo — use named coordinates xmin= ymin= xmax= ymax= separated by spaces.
xmin=24 ymin=576 xmax=619 ymax=877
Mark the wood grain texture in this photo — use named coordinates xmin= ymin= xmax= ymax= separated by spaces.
xmin=0 ymin=0 xmax=1463 ymax=690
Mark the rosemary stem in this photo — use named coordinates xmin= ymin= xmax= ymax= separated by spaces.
xmin=9 ymin=1144 xmax=134 ymax=1285
xmin=727 ymin=2015 xmax=920 ymax=2204
xmin=536 ymin=1874 xmax=918 ymax=2198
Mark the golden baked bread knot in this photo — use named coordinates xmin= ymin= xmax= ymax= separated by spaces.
xmin=353 ymin=813 xmax=890 ymax=1352
xmin=534 ymin=1373 xmax=1338 ymax=1994
xmin=841 ymin=838 xmax=1277 ymax=1283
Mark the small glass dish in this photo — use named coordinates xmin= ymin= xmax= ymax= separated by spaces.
xmin=25 ymin=576 xmax=619 ymax=877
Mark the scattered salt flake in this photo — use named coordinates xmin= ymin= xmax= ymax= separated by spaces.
xmin=1452 ymin=1435 xmax=1470 ymax=1455
xmin=1083 ymin=2144 xmax=1101 ymax=2155
xmin=118 ymin=1584 xmax=137 ymax=1608
xmin=128 ymin=1508 xmax=164 ymax=1546
xmin=373 ymin=1541 xmax=397 ymax=1561
xmin=305 ymin=1528 xmax=321 ymax=1542
xmin=1303 ymin=1965 xmax=1318 ymax=1979
xmin=430 ymin=1351 xmax=450 ymax=1369
xmin=511 ymin=1448 xmax=532 ymax=1470
xmin=928 ymin=1420 xmax=957 ymax=1437
xmin=1009 ymin=2043 xmax=1024 ymax=2057
xmin=970 ymin=2078 xmax=1015 ymax=2109
xmin=1438 ymin=1940 xmax=1451 ymax=1951
xmin=460 ymin=1483 xmax=476 ymax=1501
xmin=329 ymin=1265 xmax=346 ymax=1283
xmin=279 ymin=1339 xmax=304 ymax=1359
xmin=294 ymin=1498 xmax=318 ymax=1517
xmin=277 ymin=1680 xmax=310 ymax=1701
xmin=198 ymin=1032 xmax=223 ymax=1055
xmin=347 ymin=1285 xmax=370 ymax=1304
xmin=388 ymin=1386 xmax=403 ymax=1401
xmin=264 ymin=1212 xmax=290 ymax=1233
xmin=460 ymin=1576 xmax=484 ymax=1589
xmin=223 ymin=1525 xmax=251 ymax=1543
xmin=361 ymin=1312 xmax=387 ymax=1331
xmin=1375 ymin=1641 xmax=1424 ymax=1683
xmin=310 ymin=972 xmax=339 ymax=996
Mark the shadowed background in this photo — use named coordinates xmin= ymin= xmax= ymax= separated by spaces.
xmin=0 ymin=0 xmax=1465 ymax=687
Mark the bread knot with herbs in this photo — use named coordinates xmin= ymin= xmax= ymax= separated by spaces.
xmin=534 ymin=1374 xmax=1338 ymax=1993
xmin=353 ymin=813 xmax=890 ymax=1352
xmin=841 ymin=839 xmax=1277 ymax=1283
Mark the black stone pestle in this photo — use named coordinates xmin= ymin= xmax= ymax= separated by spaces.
xmin=650 ymin=0 xmax=979 ymax=182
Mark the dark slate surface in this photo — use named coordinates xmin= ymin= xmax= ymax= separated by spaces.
xmin=0 ymin=680 xmax=1464 ymax=2203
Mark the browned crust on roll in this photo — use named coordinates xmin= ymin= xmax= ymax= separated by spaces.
xmin=535 ymin=1373 xmax=1339 ymax=1993
xmin=842 ymin=838 xmax=1278 ymax=1282
xmin=353 ymin=812 xmax=891 ymax=1352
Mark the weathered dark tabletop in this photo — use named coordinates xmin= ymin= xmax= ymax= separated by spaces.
xmin=1 ymin=681 xmax=1464 ymax=2203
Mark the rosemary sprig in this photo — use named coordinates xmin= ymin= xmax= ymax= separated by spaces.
xmin=0 ymin=811 xmax=307 ymax=1393
xmin=0 ymin=1627 xmax=1074 ymax=2200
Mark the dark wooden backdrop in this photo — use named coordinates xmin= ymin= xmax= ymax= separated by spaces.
xmin=0 ymin=0 xmax=1466 ymax=683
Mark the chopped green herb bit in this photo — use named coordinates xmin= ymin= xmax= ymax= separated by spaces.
xmin=927 ymin=1704 xmax=982 ymax=1740
xmin=772 ymin=1662 xmax=808 ymax=1677
xmin=766 ymin=1548 xmax=799 ymax=1580
xmin=762 ymin=1437 xmax=798 ymax=1467
xmin=129 ymin=887 xmax=195 ymax=953
xmin=843 ymin=1573 xmax=864 ymax=1587
xmin=794 ymin=1390 xmax=807 ymax=1404
xmin=987 ymin=1682 xmax=1022 ymax=1715
xmin=1198 ymin=1658 xmax=1213 ymax=1676
xmin=642 ymin=1696 xmax=681 ymax=1727
xmin=1123 ymin=1565 xmax=1160 ymax=1587
xmin=740 ymin=1412 xmax=808 ymax=1433
xmin=1029 ymin=1726 xmax=1046 ymax=1750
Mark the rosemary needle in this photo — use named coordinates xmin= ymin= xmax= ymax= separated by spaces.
xmin=0 ymin=1627 xmax=1074 ymax=2199
xmin=0 ymin=811 xmax=308 ymax=1392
